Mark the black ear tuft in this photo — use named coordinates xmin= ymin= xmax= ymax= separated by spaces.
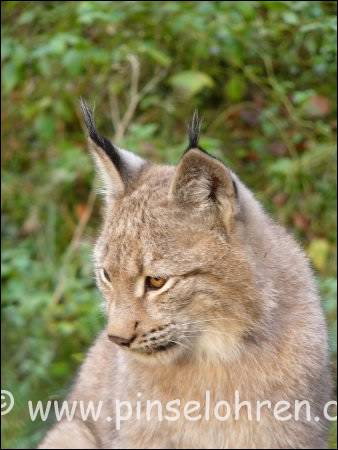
xmin=187 ymin=109 xmax=201 ymax=149
xmin=79 ymin=98 xmax=123 ymax=174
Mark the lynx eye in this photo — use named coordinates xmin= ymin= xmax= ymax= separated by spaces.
xmin=146 ymin=276 xmax=168 ymax=290
xmin=100 ymin=268 xmax=111 ymax=284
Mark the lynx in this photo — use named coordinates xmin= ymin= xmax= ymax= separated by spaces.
xmin=40 ymin=101 xmax=332 ymax=449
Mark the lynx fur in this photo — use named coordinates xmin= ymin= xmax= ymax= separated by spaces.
xmin=40 ymin=104 xmax=332 ymax=449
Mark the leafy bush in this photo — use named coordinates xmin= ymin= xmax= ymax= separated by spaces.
xmin=1 ymin=1 xmax=336 ymax=448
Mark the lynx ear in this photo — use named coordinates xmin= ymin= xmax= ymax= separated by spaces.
xmin=170 ymin=148 xmax=239 ymax=232
xmin=80 ymin=99 xmax=146 ymax=199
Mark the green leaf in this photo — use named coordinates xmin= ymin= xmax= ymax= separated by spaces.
xmin=169 ymin=71 xmax=215 ymax=97
xmin=282 ymin=11 xmax=299 ymax=25
xmin=34 ymin=115 xmax=56 ymax=141
xmin=139 ymin=43 xmax=171 ymax=67
xmin=224 ymin=74 xmax=247 ymax=102
xmin=2 ymin=62 xmax=21 ymax=94
xmin=62 ymin=49 xmax=85 ymax=76
xmin=307 ymin=239 xmax=330 ymax=272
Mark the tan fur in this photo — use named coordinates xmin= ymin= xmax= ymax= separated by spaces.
xmin=40 ymin=130 xmax=331 ymax=448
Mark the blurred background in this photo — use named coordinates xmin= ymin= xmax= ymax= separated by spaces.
xmin=1 ymin=1 xmax=337 ymax=448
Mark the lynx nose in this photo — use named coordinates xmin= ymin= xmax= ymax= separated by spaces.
xmin=108 ymin=334 xmax=136 ymax=347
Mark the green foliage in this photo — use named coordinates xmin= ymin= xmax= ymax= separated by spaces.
xmin=169 ymin=71 xmax=215 ymax=97
xmin=1 ymin=1 xmax=337 ymax=448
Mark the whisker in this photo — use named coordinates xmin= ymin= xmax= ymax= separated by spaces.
xmin=167 ymin=338 xmax=191 ymax=351
xmin=177 ymin=317 xmax=246 ymax=327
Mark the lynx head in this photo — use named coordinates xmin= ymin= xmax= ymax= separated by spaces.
xmin=81 ymin=100 xmax=265 ymax=364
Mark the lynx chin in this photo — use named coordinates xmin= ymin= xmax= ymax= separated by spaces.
xmin=40 ymin=101 xmax=332 ymax=449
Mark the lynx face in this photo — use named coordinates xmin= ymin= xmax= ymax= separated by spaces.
xmin=81 ymin=101 xmax=263 ymax=364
